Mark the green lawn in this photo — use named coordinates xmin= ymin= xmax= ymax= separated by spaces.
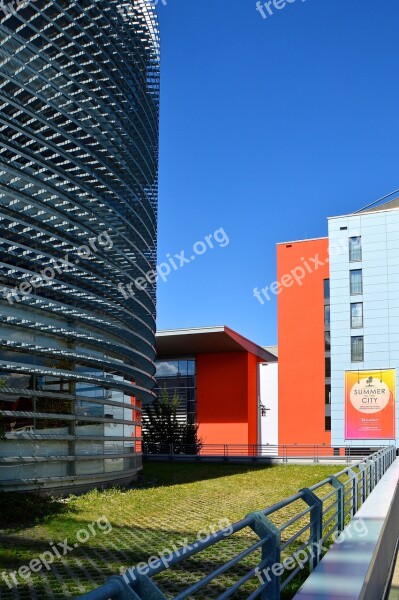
xmin=0 ymin=462 xmax=337 ymax=599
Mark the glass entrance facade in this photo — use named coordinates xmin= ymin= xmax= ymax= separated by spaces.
xmin=154 ymin=358 xmax=197 ymax=425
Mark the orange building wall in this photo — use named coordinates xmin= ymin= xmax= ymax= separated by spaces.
xmin=196 ymin=352 xmax=259 ymax=446
xmin=277 ymin=238 xmax=331 ymax=445
xmin=247 ymin=353 xmax=259 ymax=446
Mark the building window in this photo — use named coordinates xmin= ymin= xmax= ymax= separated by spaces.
xmin=324 ymin=279 xmax=330 ymax=300
xmin=349 ymin=236 xmax=362 ymax=262
xmin=154 ymin=358 xmax=196 ymax=424
xmin=325 ymin=331 xmax=331 ymax=351
xmin=324 ymin=305 xmax=330 ymax=326
xmin=351 ymin=303 xmax=363 ymax=328
xmin=325 ymin=384 xmax=331 ymax=404
xmin=325 ymin=417 xmax=331 ymax=431
xmin=350 ymin=269 xmax=363 ymax=295
xmin=351 ymin=336 xmax=364 ymax=362
xmin=325 ymin=357 xmax=331 ymax=378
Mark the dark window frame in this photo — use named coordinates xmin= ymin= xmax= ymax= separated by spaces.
xmin=351 ymin=302 xmax=363 ymax=329
xmin=351 ymin=336 xmax=364 ymax=362
xmin=350 ymin=269 xmax=363 ymax=295
xmin=349 ymin=236 xmax=362 ymax=262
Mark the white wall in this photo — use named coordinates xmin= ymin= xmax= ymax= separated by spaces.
xmin=259 ymin=361 xmax=278 ymax=450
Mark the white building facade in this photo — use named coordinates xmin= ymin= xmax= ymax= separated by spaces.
xmin=328 ymin=199 xmax=399 ymax=447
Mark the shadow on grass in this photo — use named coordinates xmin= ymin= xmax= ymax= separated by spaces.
xmin=0 ymin=491 xmax=71 ymax=530
xmin=0 ymin=520 xmax=305 ymax=600
xmin=0 ymin=462 xmax=281 ymax=535
xmin=138 ymin=460 xmax=278 ymax=488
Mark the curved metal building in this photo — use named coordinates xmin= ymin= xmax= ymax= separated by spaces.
xmin=0 ymin=0 xmax=160 ymax=492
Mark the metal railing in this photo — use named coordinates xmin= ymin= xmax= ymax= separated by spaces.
xmin=143 ymin=442 xmax=383 ymax=462
xmin=76 ymin=446 xmax=396 ymax=600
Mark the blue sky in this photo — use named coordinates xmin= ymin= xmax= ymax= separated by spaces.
xmin=155 ymin=0 xmax=399 ymax=346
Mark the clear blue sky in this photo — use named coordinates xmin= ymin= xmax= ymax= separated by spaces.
xmin=155 ymin=0 xmax=399 ymax=346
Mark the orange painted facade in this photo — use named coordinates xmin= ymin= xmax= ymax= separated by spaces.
xmin=196 ymin=352 xmax=260 ymax=446
xmin=277 ymin=238 xmax=331 ymax=445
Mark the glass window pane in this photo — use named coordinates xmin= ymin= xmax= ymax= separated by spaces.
xmin=325 ymin=385 xmax=331 ymax=404
xmin=351 ymin=303 xmax=363 ymax=328
xmin=325 ymin=357 xmax=331 ymax=378
xmin=351 ymin=336 xmax=364 ymax=362
xmin=349 ymin=237 xmax=362 ymax=262
xmin=324 ymin=305 xmax=330 ymax=326
xmin=324 ymin=279 xmax=330 ymax=300
xmin=178 ymin=361 xmax=188 ymax=376
xmin=155 ymin=361 xmax=179 ymax=377
xmin=325 ymin=331 xmax=331 ymax=351
xmin=187 ymin=360 xmax=196 ymax=376
xmin=350 ymin=269 xmax=363 ymax=295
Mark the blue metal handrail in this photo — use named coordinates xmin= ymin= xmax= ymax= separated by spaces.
xmin=143 ymin=442 xmax=387 ymax=462
xmin=76 ymin=446 xmax=396 ymax=600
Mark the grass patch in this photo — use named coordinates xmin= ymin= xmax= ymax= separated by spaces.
xmin=0 ymin=491 xmax=69 ymax=530
xmin=0 ymin=462 xmax=337 ymax=599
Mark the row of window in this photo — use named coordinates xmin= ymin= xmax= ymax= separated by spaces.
xmin=350 ymin=238 xmax=364 ymax=361
xmin=324 ymin=237 xmax=363 ymax=431
xmin=324 ymin=279 xmax=331 ymax=431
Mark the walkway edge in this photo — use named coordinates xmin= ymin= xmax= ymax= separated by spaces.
xmin=294 ymin=457 xmax=399 ymax=600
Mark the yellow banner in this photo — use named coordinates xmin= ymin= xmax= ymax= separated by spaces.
xmin=345 ymin=369 xmax=396 ymax=440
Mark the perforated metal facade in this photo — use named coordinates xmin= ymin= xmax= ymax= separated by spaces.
xmin=0 ymin=0 xmax=160 ymax=491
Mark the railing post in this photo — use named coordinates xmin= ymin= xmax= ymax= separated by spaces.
xmin=130 ymin=574 xmax=169 ymax=599
xmin=358 ymin=463 xmax=367 ymax=502
xmin=365 ymin=459 xmax=374 ymax=493
xmin=247 ymin=511 xmax=281 ymax=600
xmin=346 ymin=468 xmax=358 ymax=516
xmin=299 ymin=488 xmax=323 ymax=571
xmin=374 ymin=454 xmax=379 ymax=482
xmin=330 ymin=476 xmax=345 ymax=533
xmin=372 ymin=458 xmax=378 ymax=487
xmin=359 ymin=463 xmax=370 ymax=502
xmin=377 ymin=454 xmax=382 ymax=481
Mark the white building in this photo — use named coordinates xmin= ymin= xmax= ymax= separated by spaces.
xmin=329 ymin=198 xmax=399 ymax=447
